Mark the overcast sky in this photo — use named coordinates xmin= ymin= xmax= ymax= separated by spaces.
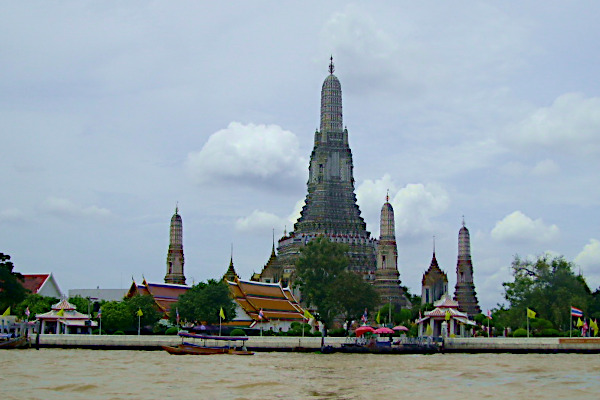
xmin=2 ymin=2 xmax=600 ymax=312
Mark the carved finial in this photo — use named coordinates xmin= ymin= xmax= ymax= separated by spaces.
xmin=462 ymin=215 xmax=465 ymax=227
xmin=433 ymin=235 xmax=436 ymax=255
xmin=386 ymin=189 xmax=389 ymax=203
xmin=175 ymin=201 xmax=179 ymax=215
xmin=329 ymin=55 xmax=335 ymax=74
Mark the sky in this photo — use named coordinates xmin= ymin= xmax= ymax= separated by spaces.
xmin=2 ymin=2 xmax=600 ymax=312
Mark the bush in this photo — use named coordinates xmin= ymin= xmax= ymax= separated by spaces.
xmin=539 ymin=328 xmax=560 ymax=337
xmin=327 ymin=328 xmax=346 ymax=337
xmin=113 ymin=330 xmax=125 ymax=335
xmin=165 ymin=327 xmax=179 ymax=335
xmin=230 ymin=328 xmax=246 ymax=336
xmin=512 ymin=328 xmax=528 ymax=337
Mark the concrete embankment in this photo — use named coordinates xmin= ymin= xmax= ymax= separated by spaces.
xmin=443 ymin=337 xmax=600 ymax=353
xmin=37 ymin=334 xmax=346 ymax=351
xmin=35 ymin=334 xmax=600 ymax=353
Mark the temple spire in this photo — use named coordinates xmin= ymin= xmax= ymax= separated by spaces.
xmin=329 ymin=55 xmax=335 ymax=74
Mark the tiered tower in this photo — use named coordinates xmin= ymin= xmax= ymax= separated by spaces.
xmin=164 ymin=206 xmax=186 ymax=285
xmin=421 ymin=244 xmax=448 ymax=305
xmin=261 ymin=58 xmax=376 ymax=286
xmin=454 ymin=219 xmax=481 ymax=317
xmin=374 ymin=194 xmax=410 ymax=308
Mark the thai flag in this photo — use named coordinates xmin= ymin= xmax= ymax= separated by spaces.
xmin=361 ymin=308 xmax=368 ymax=323
xmin=571 ymin=306 xmax=584 ymax=317
xmin=97 ymin=307 xmax=102 ymax=318
xmin=258 ymin=309 xmax=264 ymax=320
xmin=487 ymin=310 xmax=492 ymax=320
xmin=25 ymin=307 xmax=30 ymax=317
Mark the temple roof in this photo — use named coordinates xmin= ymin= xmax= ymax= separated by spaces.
xmin=127 ymin=279 xmax=190 ymax=314
xmin=226 ymin=277 xmax=305 ymax=322
xmin=36 ymin=299 xmax=91 ymax=320
xmin=422 ymin=252 xmax=448 ymax=285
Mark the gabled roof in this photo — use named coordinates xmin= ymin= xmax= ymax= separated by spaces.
xmin=226 ymin=277 xmax=305 ymax=322
xmin=21 ymin=274 xmax=50 ymax=294
xmin=126 ymin=279 xmax=190 ymax=314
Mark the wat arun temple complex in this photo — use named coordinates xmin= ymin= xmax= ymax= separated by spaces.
xmin=170 ymin=58 xmax=480 ymax=317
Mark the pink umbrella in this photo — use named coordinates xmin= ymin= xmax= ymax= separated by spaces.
xmin=393 ymin=325 xmax=409 ymax=332
xmin=355 ymin=326 xmax=375 ymax=337
xmin=374 ymin=327 xmax=394 ymax=335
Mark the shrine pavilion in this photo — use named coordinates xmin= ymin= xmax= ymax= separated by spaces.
xmin=36 ymin=298 xmax=97 ymax=334
xmin=417 ymin=294 xmax=476 ymax=338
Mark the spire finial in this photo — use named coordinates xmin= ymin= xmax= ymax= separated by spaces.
xmin=462 ymin=215 xmax=465 ymax=227
xmin=386 ymin=189 xmax=389 ymax=203
xmin=230 ymin=243 xmax=233 ymax=264
xmin=175 ymin=201 xmax=179 ymax=214
xmin=329 ymin=55 xmax=335 ymax=74
xmin=433 ymin=235 xmax=436 ymax=255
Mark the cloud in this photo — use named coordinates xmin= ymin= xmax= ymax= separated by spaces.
xmin=509 ymin=93 xmax=600 ymax=155
xmin=391 ymin=183 xmax=450 ymax=238
xmin=235 ymin=210 xmax=286 ymax=233
xmin=491 ymin=211 xmax=559 ymax=244
xmin=42 ymin=197 xmax=111 ymax=219
xmin=356 ymin=174 xmax=397 ymax=224
xmin=187 ymin=122 xmax=305 ymax=189
xmin=574 ymin=239 xmax=600 ymax=290
xmin=0 ymin=208 xmax=27 ymax=224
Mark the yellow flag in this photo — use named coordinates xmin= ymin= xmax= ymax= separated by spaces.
xmin=425 ymin=324 xmax=433 ymax=336
xmin=2 ymin=307 xmax=10 ymax=316
xmin=445 ymin=310 xmax=451 ymax=321
xmin=219 ymin=307 xmax=225 ymax=319
xmin=303 ymin=309 xmax=314 ymax=320
xmin=526 ymin=308 xmax=536 ymax=319
xmin=376 ymin=309 xmax=381 ymax=324
xmin=56 ymin=308 xmax=64 ymax=317
xmin=137 ymin=308 xmax=143 ymax=317
xmin=576 ymin=317 xmax=583 ymax=328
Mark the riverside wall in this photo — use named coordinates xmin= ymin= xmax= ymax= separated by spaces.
xmin=34 ymin=334 xmax=600 ymax=353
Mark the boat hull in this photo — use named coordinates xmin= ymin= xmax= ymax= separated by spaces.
xmin=162 ymin=344 xmax=229 ymax=355
xmin=0 ymin=336 xmax=28 ymax=349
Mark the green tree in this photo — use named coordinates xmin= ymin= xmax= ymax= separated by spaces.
xmin=101 ymin=301 xmax=134 ymax=333
xmin=332 ymin=271 xmax=379 ymax=328
xmin=0 ymin=253 xmax=28 ymax=311
xmin=502 ymin=254 xmax=592 ymax=331
xmin=14 ymin=294 xmax=59 ymax=319
xmin=68 ymin=296 xmax=93 ymax=314
xmin=124 ymin=294 xmax=161 ymax=328
xmin=294 ymin=237 xmax=350 ymax=330
xmin=171 ymin=279 xmax=236 ymax=325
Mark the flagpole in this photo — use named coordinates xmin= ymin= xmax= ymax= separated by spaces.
xmin=219 ymin=314 xmax=222 ymax=337
xmin=138 ymin=313 xmax=141 ymax=336
xmin=527 ymin=314 xmax=529 ymax=338
xmin=99 ymin=315 xmax=102 ymax=336
xmin=570 ymin=312 xmax=572 ymax=338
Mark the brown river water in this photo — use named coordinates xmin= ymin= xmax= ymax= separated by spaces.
xmin=1 ymin=349 xmax=599 ymax=399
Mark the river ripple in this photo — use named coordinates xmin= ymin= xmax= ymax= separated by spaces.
xmin=1 ymin=349 xmax=598 ymax=399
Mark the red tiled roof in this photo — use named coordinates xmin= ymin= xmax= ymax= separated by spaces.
xmin=21 ymin=274 xmax=50 ymax=294
xmin=126 ymin=280 xmax=190 ymax=314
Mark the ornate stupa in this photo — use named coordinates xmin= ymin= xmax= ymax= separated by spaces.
xmin=374 ymin=194 xmax=411 ymax=308
xmin=421 ymin=241 xmax=448 ymax=305
xmin=453 ymin=219 xmax=481 ymax=317
xmin=164 ymin=205 xmax=186 ymax=285
xmin=259 ymin=58 xmax=376 ymax=287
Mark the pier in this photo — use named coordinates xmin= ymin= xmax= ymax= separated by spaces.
xmin=32 ymin=334 xmax=600 ymax=353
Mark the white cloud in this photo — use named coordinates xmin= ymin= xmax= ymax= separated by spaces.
xmin=491 ymin=211 xmax=559 ymax=244
xmin=574 ymin=239 xmax=600 ymax=290
xmin=186 ymin=122 xmax=305 ymax=189
xmin=531 ymin=159 xmax=560 ymax=176
xmin=0 ymin=208 xmax=26 ymax=224
xmin=235 ymin=210 xmax=285 ymax=233
xmin=356 ymin=174 xmax=397 ymax=228
xmin=391 ymin=183 xmax=450 ymax=238
xmin=509 ymin=93 xmax=600 ymax=155
xmin=42 ymin=197 xmax=111 ymax=219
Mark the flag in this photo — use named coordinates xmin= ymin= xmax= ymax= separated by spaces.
xmin=219 ymin=307 xmax=225 ymax=319
xmin=487 ymin=310 xmax=492 ymax=320
xmin=376 ymin=309 xmax=381 ymax=324
xmin=425 ymin=324 xmax=433 ymax=336
xmin=2 ymin=307 xmax=10 ymax=316
xmin=592 ymin=319 xmax=599 ymax=336
xmin=258 ymin=308 xmax=265 ymax=320
xmin=571 ymin=306 xmax=584 ymax=318
xmin=56 ymin=308 xmax=65 ymax=317
xmin=303 ymin=309 xmax=313 ymax=321
xmin=361 ymin=308 xmax=368 ymax=323
xmin=97 ymin=307 xmax=102 ymax=318
xmin=175 ymin=308 xmax=180 ymax=325
xmin=445 ymin=310 xmax=451 ymax=321
xmin=25 ymin=307 xmax=30 ymax=317
xmin=136 ymin=308 xmax=143 ymax=317
xmin=526 ymin=308 xmax=536 ymax=319
xmin=576 ymin=317 xmax=583 ymax=328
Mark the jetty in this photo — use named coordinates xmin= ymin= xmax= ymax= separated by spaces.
xmin=31 ymin=334 xmax=600 ymax=353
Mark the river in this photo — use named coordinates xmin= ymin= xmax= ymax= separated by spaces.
xmin=1 ymin=349 xmax=598 ymax=399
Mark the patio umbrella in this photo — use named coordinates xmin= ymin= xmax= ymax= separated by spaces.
xmin=374 ymin=327 xmax=394 ymax=335
xmin=392 ymin=325 xmax=409 ymax=332
xmin=355 ymin=326 xmax=375 ymax=337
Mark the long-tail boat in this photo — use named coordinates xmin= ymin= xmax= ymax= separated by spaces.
xmin=162 ymin=332 xmax=253 ymax=355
